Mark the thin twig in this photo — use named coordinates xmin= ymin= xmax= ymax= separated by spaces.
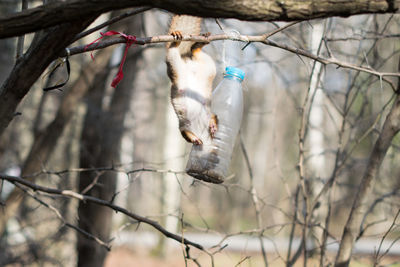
xmin=73 ymin=7 xmax=151 ymax=41
xmin=24 ymin=166 xmax=184 ymax=179
xmin=80 ymin=170 xmax=104 ymax=195
xmin=286 ymin=185 xmax=301 ymax=267
xmin=359 ymin=190 xmax=400 ymax=238
xmin=15 ymin=0 xmax=28 ymax=59
xmin=15 ymin=183 xmax=112 ymax=250
xmin=234 ymin=256 xmax=251 ymax=267
xmin=374 ymin=209 xmax=400 ymax=266
xmin=326 ymin=34 xmax=400 ymax=42
xmin=262 ymin=21 xmax=300 ymax=39
xmin=240 ymin=135 xmax=268 ymax=267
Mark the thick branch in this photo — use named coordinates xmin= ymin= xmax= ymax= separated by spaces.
xmin=0 ymin=17 xmax=96 ymax=137
xmin=0 ymin=0 xmax=399 ymax=38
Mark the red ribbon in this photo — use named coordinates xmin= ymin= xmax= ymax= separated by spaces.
xmin=85 ymin=31 xmax=136 ymax=88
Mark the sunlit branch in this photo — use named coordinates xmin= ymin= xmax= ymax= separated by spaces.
xmin=62 ymin=32 xmax=400 ymax=81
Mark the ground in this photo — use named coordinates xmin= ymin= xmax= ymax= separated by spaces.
xmin=104 ymin=245 xmax=400 ymax=267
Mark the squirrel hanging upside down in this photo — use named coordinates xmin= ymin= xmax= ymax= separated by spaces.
xmin=166 ymin=15 xmax=218 ymax=145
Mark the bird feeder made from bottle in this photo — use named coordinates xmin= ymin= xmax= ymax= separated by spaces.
xmin=186 ymin=66 xmax=245 ymax=183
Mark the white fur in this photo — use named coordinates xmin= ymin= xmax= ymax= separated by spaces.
xmin=167 ymin=46 xmax=216 ymax=140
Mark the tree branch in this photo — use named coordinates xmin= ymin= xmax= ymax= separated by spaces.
xmin=0 ymin=17 xmax=97 ymax=138
xmin=16 ymin=183 xmax=112 ymax=251
xmin=0 ymin=173 xmax=205 ymax=251
xmin=63 ymin=32 xmax=400 ymax=81
xmin=240 ymin=135 xmax=268 ymax=267
xmin=0 ymin=0 xmax=398 ymax=38
xmin=73 ymin=7 xmax=152 ymax=42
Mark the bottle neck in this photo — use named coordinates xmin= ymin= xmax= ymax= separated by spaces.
xmin=224 ymin=74 xmax=243 ymax=83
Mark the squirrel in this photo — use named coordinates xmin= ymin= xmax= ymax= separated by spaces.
xmin=166 ymin=15 xmax=218 ymax=145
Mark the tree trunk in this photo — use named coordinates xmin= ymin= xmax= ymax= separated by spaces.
xmin=306 ymin=21 xmax=326 ymax=258
xmin=334 ymin=57 xmax=400 ymax=267
xmin=159 ymin=104 xmax=185 ymax=255
xmin=0 ymin=47 xmax=112 ymax=236
xmin=77 ymin=13 xmax=144 ymax=267
xmin=0 ymin=0 xmax=17 ymax=171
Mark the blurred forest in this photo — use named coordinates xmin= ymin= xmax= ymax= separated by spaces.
xmin=0 ymin=1 xmax=400 ymax=267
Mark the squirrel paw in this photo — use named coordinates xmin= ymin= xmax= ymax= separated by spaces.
xmin=209 ymin=114 xmax=218 ymax=139
xmin=171 ymin=31 xmax=183 ymax=40
xmin=192 ymin=136 xmax=203 ymax=146
xmin=181 ymin=130 xmax=203 ymax=145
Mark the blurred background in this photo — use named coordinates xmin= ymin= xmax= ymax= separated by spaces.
xmin=0 ymin=2 xmax=400 ymax=267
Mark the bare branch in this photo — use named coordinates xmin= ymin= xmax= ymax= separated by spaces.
xmin=234 ymin=256 xmax=251 ymax=266
xmin=22 ymin=166 xmax=184 ymax=179
xmin=73 ymin=7 xmax=152 ymax=41
xmin=374 ymin=209 xmax=400 ymax=266
xmin=16 ymin=183 xmax=112 ymax=251
xmin=62 ymin=32 xmax=400 ymax=81
xmin=240 ymin=135 xmax=268 ymax=267
xmin=0 ymin=173 xmax=205 ymax=251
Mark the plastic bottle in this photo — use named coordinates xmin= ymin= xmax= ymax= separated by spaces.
xmin=186 ymin=66 xmax=245 ymax=183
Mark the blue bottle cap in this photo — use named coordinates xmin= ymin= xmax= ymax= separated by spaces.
xmin=225 ymin=66 xmax=245 ymax=80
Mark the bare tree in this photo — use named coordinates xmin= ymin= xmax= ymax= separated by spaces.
xmin=0 ymin=2 xmax=400 ymax=267
xmin=335 ymin=57 xmax=400 ymax=267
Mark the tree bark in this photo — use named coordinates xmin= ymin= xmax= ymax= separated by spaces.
xmin=159 ymin=103 xmax=185 ymax=255
xmin=0 ymin=17 xmax=97 ymax=137
xmin=77 ymin=69 xmax=111 ymax=267
xmin=0 ymin=47 xmax=112 ymax=236
xmin=77 ymin=13 xmax=144 ymax=267
xmin=334 ymin=57 xmax=400 ymax=267
xmin=0 ymin=2 xmax=16 ymax=84
xmin=0 ymin=0 xmax=398 ymax=38
xmin=0 ymin=1 xmax=17 ymax=168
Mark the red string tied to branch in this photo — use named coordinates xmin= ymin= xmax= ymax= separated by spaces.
xmin=85 ymin=31 xmax=136 ymax=88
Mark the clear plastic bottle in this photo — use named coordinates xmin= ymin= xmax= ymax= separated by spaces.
xmin=186 ymin=66 xmax=245 ymax=183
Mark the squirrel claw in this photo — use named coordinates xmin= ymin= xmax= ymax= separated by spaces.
xmin=192 ymin=137 xmax=203 ymax=146
xmin=171 ymin=31 xmax=183 ymax=40
xmin=209 ymin=124 xmax=217 ymax=139
xmin=181 ymin=130 xmax=203 ymax=145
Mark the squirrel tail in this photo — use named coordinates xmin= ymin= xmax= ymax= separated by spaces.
xmin=167 ymin=15 xmax=202 ymax=55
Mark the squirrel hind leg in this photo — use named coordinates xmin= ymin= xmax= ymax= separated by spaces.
xmin=181 ymin=130 xmax=203 ymax=145
xmin=209 ymin=114 xmax=218 ymax=139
